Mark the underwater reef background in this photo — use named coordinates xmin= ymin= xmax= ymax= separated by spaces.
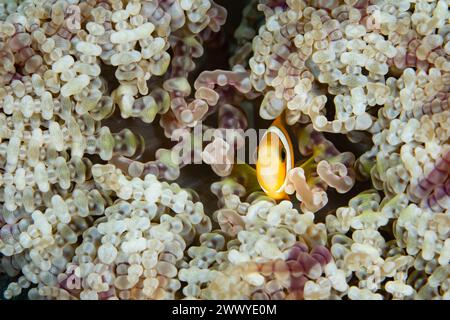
xmin=0 ymin=0 xmax=449 ymax=300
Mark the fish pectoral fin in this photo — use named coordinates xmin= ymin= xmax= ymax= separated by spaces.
xmin=230 ymin=163 xmax=262 ymax=193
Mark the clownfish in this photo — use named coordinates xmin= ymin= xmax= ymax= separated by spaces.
xmin=256 ymin=117 xmax=294 ymax=200
xmin=230 ymin=116 xmax=294 ymax=200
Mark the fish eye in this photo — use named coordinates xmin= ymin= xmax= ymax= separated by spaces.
xmin=280 ymin=148 xmax=286 ymax=162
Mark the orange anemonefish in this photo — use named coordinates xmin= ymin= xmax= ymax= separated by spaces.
xmin=229 ymin=116 xmax=294 ymax=200
xmin=256 ymin=116 xmax=294 ymax=200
